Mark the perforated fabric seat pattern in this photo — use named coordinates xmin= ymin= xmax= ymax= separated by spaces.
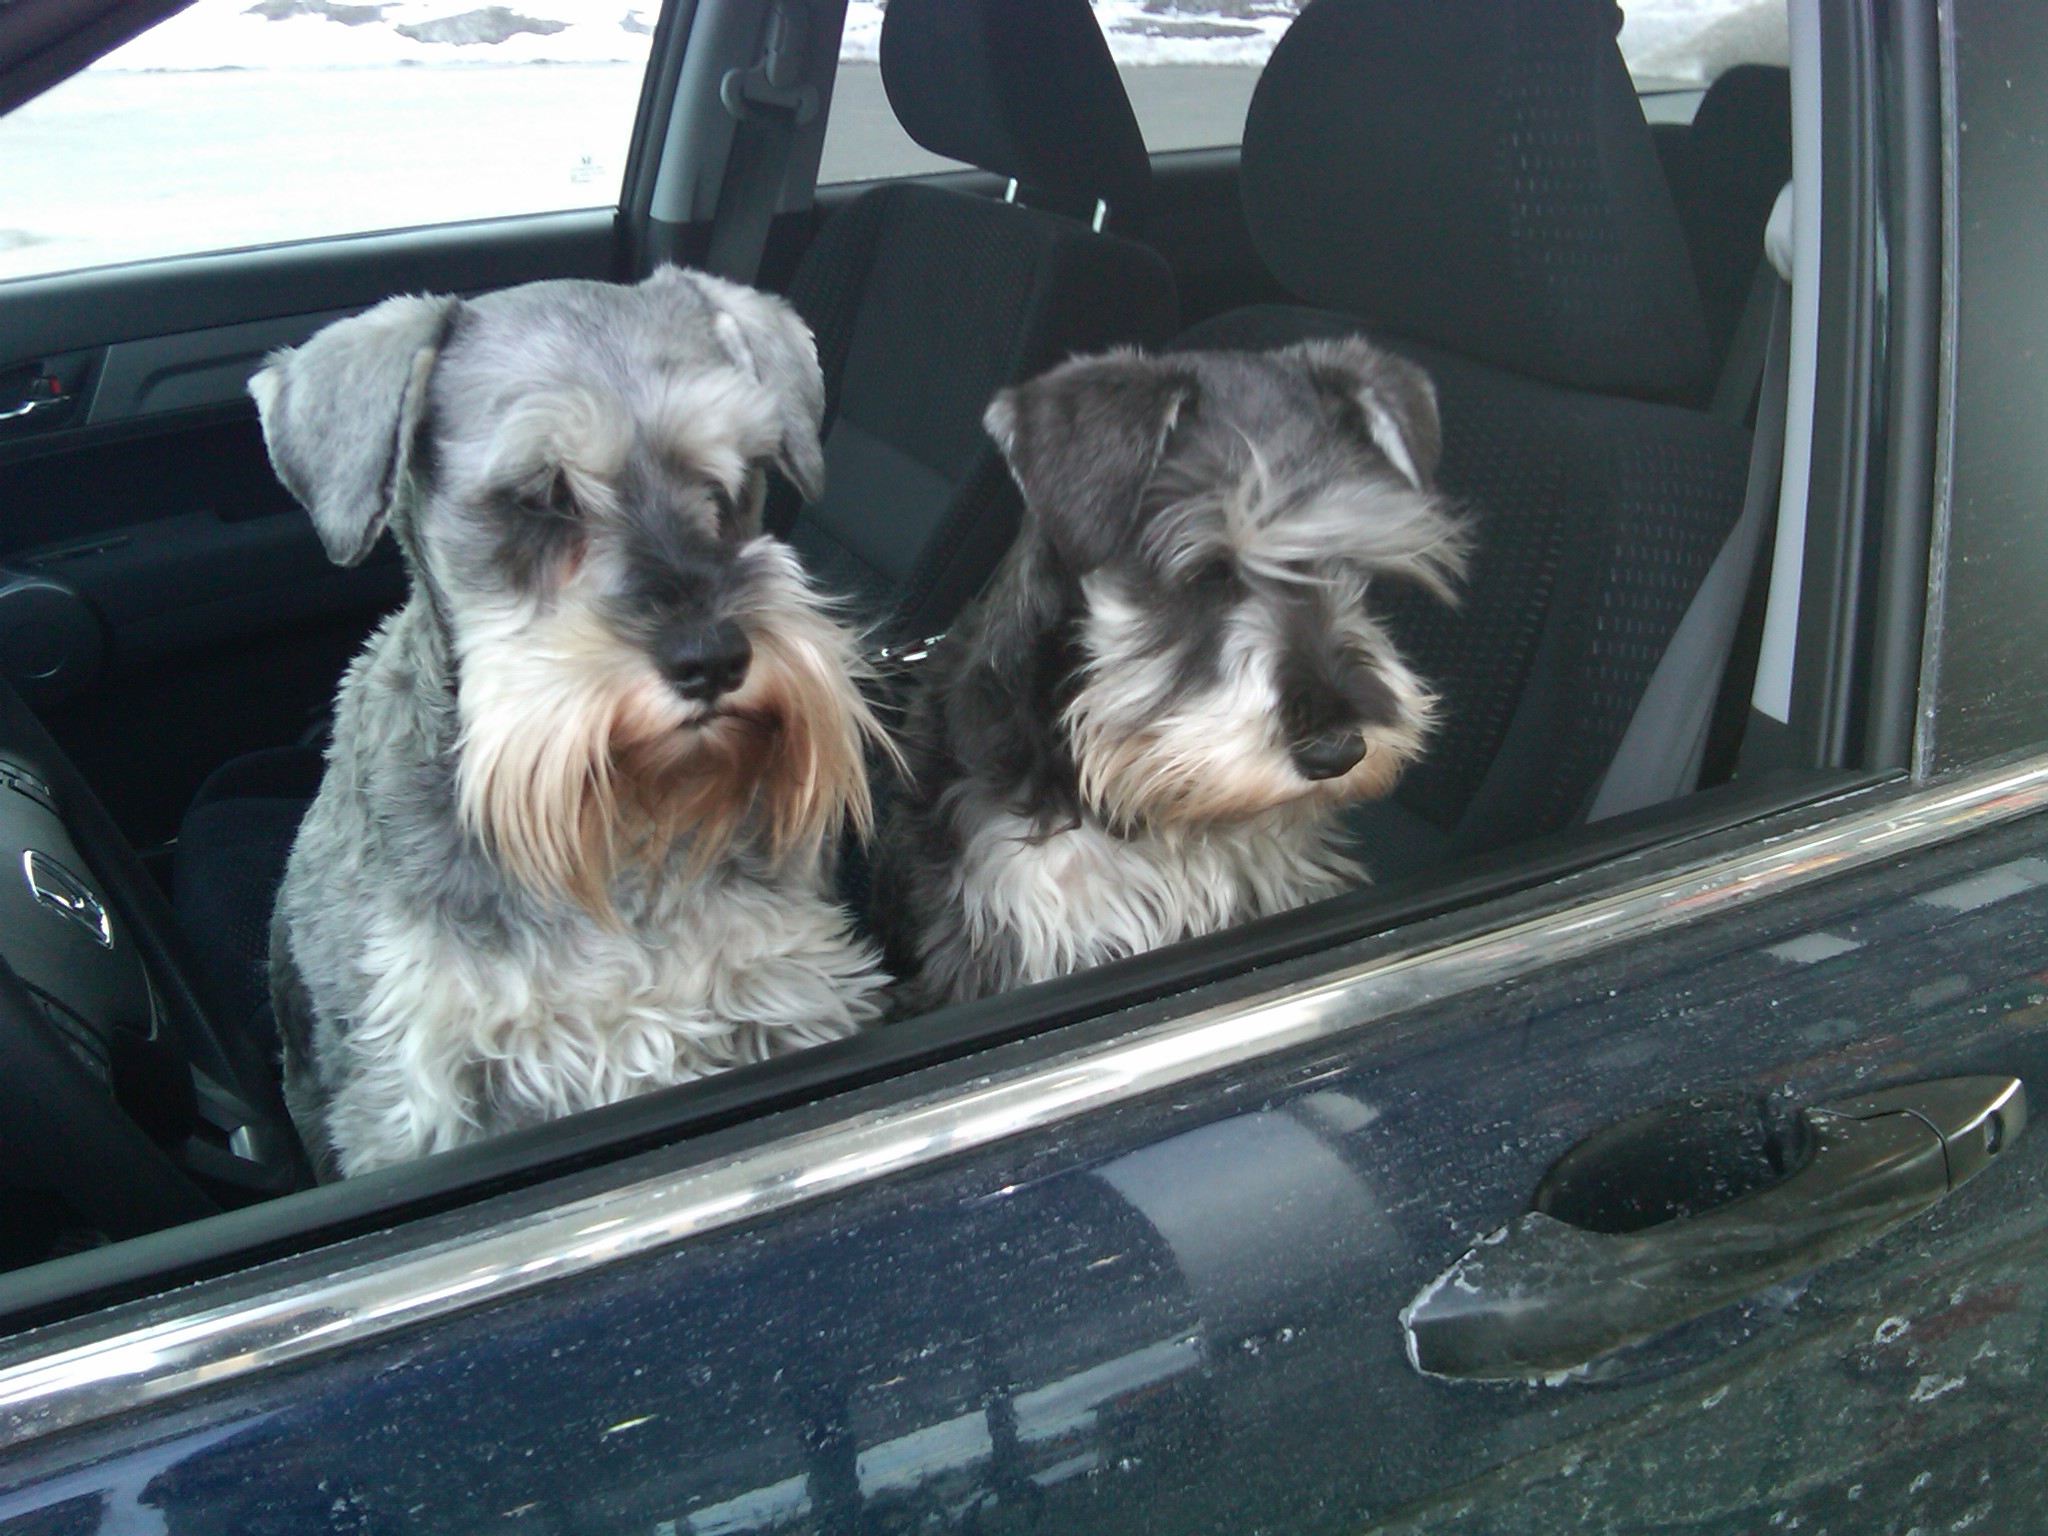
xmin=785 ymin=182 xmax=1177 ymax=638
xmin=1178 ymin=307 xmax=1752 ymax=848
xmin=1507 ymin=399 xmax=1753 ymax=834
xmin=1241 ymin=0 xmax=1708 ymax=399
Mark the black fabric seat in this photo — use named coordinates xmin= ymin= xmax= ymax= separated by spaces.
xmin=779 ymin=0 xmax=1179 ymax=640
xmin=1177 ymin=0 xmax=1754 ymax=878
xmin=1658 ymin=64 xmax=1795 ymax=394
xmin=172 ymin=744 xmax=325 ymax=1056
xmin=171 ymin=0 xmax=1177 ymax=1037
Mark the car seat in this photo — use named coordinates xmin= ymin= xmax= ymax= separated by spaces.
xmin=1659 ymin=64 xmax=1795 ymax=401
xmin=776 ymin=0 xmax=1180 ymax=641
xmin=1174 ymin=0 xmax=1754 ymax=879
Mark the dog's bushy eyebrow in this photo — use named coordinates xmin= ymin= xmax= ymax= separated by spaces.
xmin=1137 ymin=447 xmax=1467 ymax=604
xmin=480 ymin=386 xmax=633 ymax=493
xmin=1248 ymin=483 xmax=1465 ymax=588
xmin=644 ymin=368 xmax=785 ymax=496
xmin=1138 ymin=485 xmax=1243 ymax=574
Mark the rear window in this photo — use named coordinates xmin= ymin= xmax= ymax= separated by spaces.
xmin=818 ymin=0 xmax=1789 ymax=186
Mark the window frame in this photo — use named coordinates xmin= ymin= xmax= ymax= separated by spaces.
xmin=0 ymin=0 xmax=1994 ymax=1453
xmin=1919 ymin=0 xmax=2048 ymax=770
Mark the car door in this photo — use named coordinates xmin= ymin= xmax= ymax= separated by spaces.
xmin=0 ymin=0 xmax=2042 ymax=1529
xmin=0 ymin=761 xmax=2034 ymax=1535
xmin=0 ymin=0 xmax=707 ymax=851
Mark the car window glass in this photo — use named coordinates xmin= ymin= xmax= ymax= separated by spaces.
xmin=816 ymin=0 xmax=1790 ymax=186
xmin=816 ymin=1 xmax=964 ymax=184
xmin=0 ymin=0 xmax=657 ymax=284
xmin=0 ymin=0 xmax=1819 ymax=1305
xmin=1625 ymin=0 xmax=1791 ymax=122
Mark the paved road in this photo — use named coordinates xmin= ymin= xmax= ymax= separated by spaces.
xmin=0 ymin=61 xmax=1263 ymax=282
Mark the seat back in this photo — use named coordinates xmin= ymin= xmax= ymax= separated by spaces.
xmin=1663 ymin=64 xmax=1795 ymax=393
xmin=781 ymin=0 xmax=1179 ymax=639
xmin=1179 ymin=0 xmax=1753 ymax=865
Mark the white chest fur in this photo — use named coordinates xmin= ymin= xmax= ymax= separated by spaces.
xmin=317 ymin=876 xmax=882 ymax=1175
xmin=954 ymin=808 xmax=1360 ymax=989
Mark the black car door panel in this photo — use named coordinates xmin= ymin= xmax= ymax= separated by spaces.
xmin=81 ymin=307 xmax=360 ymax=428
xmin=0 ymin=213 xmax=626 ymax=843
xmin=0 ymin=792 xmax=2041 ymax=1532
xmin=0 ymin=209 xmax=619 ymax=368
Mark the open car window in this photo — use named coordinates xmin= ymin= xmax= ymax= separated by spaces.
xmin=0 ymin=0 xmax=1823 ymax=1227
xmin=0 ymin=0 xmax=1975 ymax=1421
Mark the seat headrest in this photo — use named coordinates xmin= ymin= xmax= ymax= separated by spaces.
xmin=880 ymin=0 xmax=1152 ymax=229
xmin=1241 ymin=0 xmax=1709 ymax=396
xmin=1689 ymin=63 xmax=1793 ymax=192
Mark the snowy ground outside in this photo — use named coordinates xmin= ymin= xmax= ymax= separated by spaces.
xmin=0 ymin=0 xmax=1784 ymax=284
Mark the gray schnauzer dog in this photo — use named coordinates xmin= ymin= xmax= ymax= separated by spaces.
xmin=872 ymin=340 xmax=1467 ymax=1010
xmin=254 ymin=267 xmax=890 ymax=1179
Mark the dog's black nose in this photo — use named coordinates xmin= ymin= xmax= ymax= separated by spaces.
xmin=659 ymin=621 xmax=752 ymax=703
xmin=1292 ymin=729 xmax=1367 ymax=781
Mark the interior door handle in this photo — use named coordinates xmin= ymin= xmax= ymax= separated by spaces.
xmin=0 ymin=357 xmax=87 ymax=433
xmin=0 ymin=396 xmax=64 ymax=424
xmin=1402 ymin=1075 xmax=2027 ymax=1381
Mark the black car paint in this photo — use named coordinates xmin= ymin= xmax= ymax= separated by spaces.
xmin=0 ymin=808 xmax=2044 ymax=1532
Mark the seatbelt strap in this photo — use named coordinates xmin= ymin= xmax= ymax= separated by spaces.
xmin=1698 ymin=421 xmax=1782 ymax=787
xmin=703 ymin=1 xmax=819 ymax=286
xmin=1585 ymin=271 xmax=1791 ymax=822
xmin=1711 ymin=257 xmax=1781 ymax=423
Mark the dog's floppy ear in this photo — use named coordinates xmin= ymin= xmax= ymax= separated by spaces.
xmin=985 ymin=352 xmax=1199 ymax=572
xmin=248 ymin=293 xmax=456 ymax=568
xmin=1287 ymin=336 xmax=1443 ymax=492
xmin=661 ymin=267 xmax=829 ymax=504
xmin=938 ymin=535 xmax=1089 ymax=830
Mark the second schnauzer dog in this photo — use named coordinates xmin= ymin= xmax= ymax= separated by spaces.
xmin=255 ymin=267 xmax=890 ymax=1178
xmin=874 ymin=340 xmax=1467 ymax=1010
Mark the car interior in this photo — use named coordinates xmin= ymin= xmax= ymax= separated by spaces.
xmin=0 ymin=0 xmax=1910 ymax=1326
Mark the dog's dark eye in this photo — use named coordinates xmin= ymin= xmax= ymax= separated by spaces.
xmin=1191 ymin=556 xmax=1237 ymax=590
xmin=521 ymin=473 xmax=577 ymax=520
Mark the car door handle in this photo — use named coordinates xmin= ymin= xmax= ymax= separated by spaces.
xmin=0 ymin=356 xmax=89 ymax=434
xmin=1401 ymin=1075 xmax=2026 ymax=1381
xmin=0 ymin=395 xmax=65 ymax=423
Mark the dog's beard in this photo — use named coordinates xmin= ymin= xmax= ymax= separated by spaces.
xmin=1065 ymin=583 xmax=1434 ymax=832
xmin=455 ymin=543 xmax=887 ymax=914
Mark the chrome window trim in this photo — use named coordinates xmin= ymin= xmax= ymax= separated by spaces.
xmin=1914 ymin=0 xmax=1963 ymax=777
xmin=3 ymin=753 xmax=2047 ymax=1450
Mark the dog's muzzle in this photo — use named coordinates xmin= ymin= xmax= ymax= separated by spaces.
xmin=1291 ymin=728 xmax=1368 ymax=781
xmin=658 ymin=620 xmax=753 ymax=704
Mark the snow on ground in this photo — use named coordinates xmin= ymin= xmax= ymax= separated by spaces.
xmin=99 ymin=0 xmax=658 ymax=70
xmin=839 ymin=0 xmax=1295 ymax=67
xmin=91 ymin=0 xmax=1776 ymax=77
xmin=1619 ymin=0 xmax=1789 ymax=84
